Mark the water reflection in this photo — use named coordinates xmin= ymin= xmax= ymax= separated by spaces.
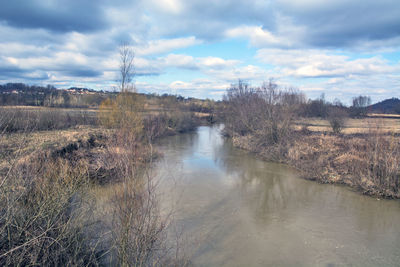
xmin=156 ymin=125 xmax=400 ymax=266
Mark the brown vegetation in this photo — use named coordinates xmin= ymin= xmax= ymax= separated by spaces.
xmin=0 ymin=43 xmax=203 ymax=265
xmin=0 ymin=88 xmax=196 ymax=265
xmin=327 ymin=106 xmax=348 ymax=134
xmin=224 ymin=81 xmax=400 ymax=198
xmin=0 ymin=106 xmax=96 ymax=133
xmin=223 ymin=80 xmax=305 ymax=161
xmin=286 ymin=124 xmax=400 ymax=197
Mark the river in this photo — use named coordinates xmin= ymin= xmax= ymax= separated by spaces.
xmin=155 ymin=125 xmax=400 ymax=266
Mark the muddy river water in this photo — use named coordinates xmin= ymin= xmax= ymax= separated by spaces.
xmin=155 ymin=125 xmax=400 ymax=266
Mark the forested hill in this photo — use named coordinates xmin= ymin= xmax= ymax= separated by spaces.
xmin=0 ymin=83 xmax=113 ymax=107
xmin=369 ymin=98 xmax=400 ymax=114
xmin=0 ymin=83 xmax=216 ymax=113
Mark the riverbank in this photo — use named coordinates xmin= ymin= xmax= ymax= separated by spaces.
xmin=232 ymin=131 xmax=400 ymax=199
xmin=154 ymin=125 xmax=400 ymax=266
xmin=0 ymin=107 xmax=201 ymax=265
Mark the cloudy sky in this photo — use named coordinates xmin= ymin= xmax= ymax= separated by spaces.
xmin=0 ymin=0 xmax=399 ymax=103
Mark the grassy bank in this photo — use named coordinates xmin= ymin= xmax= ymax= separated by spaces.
xmin=0 ymin=96 xmax=199 ymax=265
xmin=231 ymin=120 xmax=400 ymax=199
xmin=222 ymin=81 xmax=400 ymax=199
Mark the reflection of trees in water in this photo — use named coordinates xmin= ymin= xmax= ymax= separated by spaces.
xmin=160 ymin=130 xmax=198 ymax=156
xmin=212 ymin=138 xmax=322 ymax=223
xmin=160 ymin=125 xmax=400 ymax=259
xmin=212 ymin=134 xmax=400 ymax=243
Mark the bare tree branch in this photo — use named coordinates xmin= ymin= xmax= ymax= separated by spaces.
xmin=119 ymin=43 xmax=135 ymax=93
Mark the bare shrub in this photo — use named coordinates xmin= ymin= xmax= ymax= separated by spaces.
xmin=356 ymin=121 xmax=400 ymax=195
xmin=0 ymin=109 xmax=106 ymax=265
xmin=223 ymin=79 xmax=305 ymax=159
xmin=327 ymin=107 xmax=347 ymax=134
xmin=99 ymin=92 xmax=144 ymax=135
xmin=143 ymin=114 xmax=170 ymax=143
xmin=167 ymin=111 xmax=197 ymax=133
xmin=98 ymin=43 xmax=183 ymax=264
xmin=0 ymin=155 xmax=101 ymax=266
xmin=102 ymin=119 xmax=186 ymax=266
xmin=112 ymin=162 xmax=168 ymax=265
xmin=97 ymin=71 xmax=187 ymax=265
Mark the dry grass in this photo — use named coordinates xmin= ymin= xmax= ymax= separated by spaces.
xmin=368 ymin=113 xmax=400 ymax=118
xmin=1 ymin=127 xmax=188 ymax=266
xmin=1 ymin=100 xmax=194 ymax=265
xmin=0 ymin=126 xmax=110 ymax=170
xmin=287 ymin=130 xmax=400 ymax=198
xmin=234 ymin=129 xmax=400 ymax=198
xmin=0 ymin=106 xmax=98 ymax=133
xmin=296 ymin=116 xmax=400 ymax=134
xmin=0 ymin=147 xmax=102 ymax=265
xmin=232 ymin=115 xmax=400 ymax=198
xmin=1 ymin=105 xmax=98 ymax=113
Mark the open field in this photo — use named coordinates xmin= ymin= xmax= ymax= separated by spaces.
xmin=368 ymin=113 xmax=400 ymax=118
xmin=2 ymin=104 xmax=212 ymax=117
xmin=0 ymin=126 xmax=106 ymax=166
xmin=297 ymin=116 xmax=400 ymax=134
xmin=0 ymin=105 xmax=98 ymax=113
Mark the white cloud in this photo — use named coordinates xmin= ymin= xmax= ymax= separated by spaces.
xmin=135 ymin=37 xmax=201 ymax=56
xmin=136 ymin=78 xmax=230 ymax=99
xmin=7 ymin=52 xmax=90 ymax=70
xmin=150 ymin=0 xmax=183 ymax=14
xmin=162 ymin=54 xmax=196 ymax=69
xmin=135 ymin=53 xmax=242 ymax=75
xmin=0 ymin=43 xmax=51 ymax=57
xmin=256 ymin=48 xmax=400 ymax=78
xmin=199 ymin=57 xmax=239 ymax=68
xmin=1 ymin=0 xmax=400 ymax=101
xmin=225 ymin=26 xmax=281 ymax=47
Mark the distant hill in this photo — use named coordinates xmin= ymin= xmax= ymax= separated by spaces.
xmin=0 ymin=83 xmax=114 ymax=107
xmin=0 ymin=83 xmax=212 ymax=110
xmin=369 ymin=98 xmax=400 ymax=114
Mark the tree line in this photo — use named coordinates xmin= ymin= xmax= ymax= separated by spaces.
xmin=221 ymin=80 xmax=374 ymax=136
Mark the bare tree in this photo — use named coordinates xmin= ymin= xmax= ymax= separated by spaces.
xmin=351 ymin=95 xmax=371 ymax=117
xmin=352 ymin=95 xmax=371 ymax=108
xmin=119 ymin=43 xmax=135 ymax=92
xmin=224 ymin=79 xmax=305 ymax=150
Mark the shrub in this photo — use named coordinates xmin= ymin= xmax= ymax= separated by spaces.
xmin=223 ymin=80 xmax=304 ymax=145
xmin=0 ymin=156 xmax=101 ymax=266
xmin=359 ymin=123 xmax=400 ymax=194
xmin=99 ymin=92 xmax=144 ymax=137
xmin=327 ymin=107 xmax=347 ymax=134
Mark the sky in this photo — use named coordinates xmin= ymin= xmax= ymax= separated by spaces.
xmin=0 ymin=0 xmax=399 ymax=103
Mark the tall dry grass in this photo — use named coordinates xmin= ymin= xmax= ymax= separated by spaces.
xmin=0 ymin=107 xmax=97 ymax=133
xmin=0 ymin=152 xmax=102 ymax=265
xmin=1 ymin=93 xmax=191 ymax=265
xmin=287 ymin=119 xmax=400 ymax=197
xmin=352 ymin=120 xmax=400 ymax=195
